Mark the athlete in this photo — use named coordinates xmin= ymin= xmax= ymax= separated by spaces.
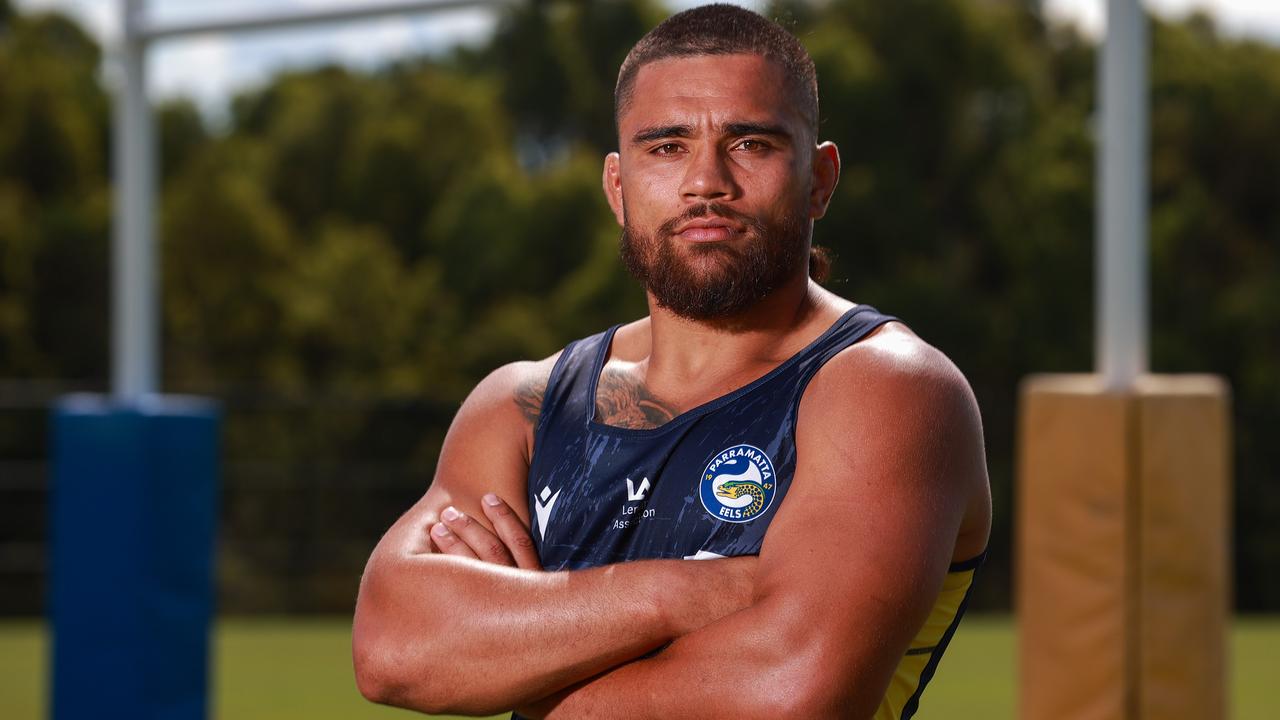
xmin=352 ymin=5 xmax=991 ymax=718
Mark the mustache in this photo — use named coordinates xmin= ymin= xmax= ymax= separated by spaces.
xmin=656 ymin=203 xmax=766 ymax=239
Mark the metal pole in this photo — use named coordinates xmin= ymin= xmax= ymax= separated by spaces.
xmin=1097 ymin=0 xmax=1149 ymax=390
xmin=112 ymin=0 xmax=157 ymax=400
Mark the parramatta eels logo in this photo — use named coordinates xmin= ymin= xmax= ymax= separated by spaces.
xmin=699 ymin=444 xmax=776 ymax=523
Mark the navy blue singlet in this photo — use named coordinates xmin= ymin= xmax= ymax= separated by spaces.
xmin=526 ymin=305 xmax=896 ymax=568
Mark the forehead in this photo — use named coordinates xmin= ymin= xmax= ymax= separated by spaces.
xmin=621 ymin=54 xmax=805 ymax=136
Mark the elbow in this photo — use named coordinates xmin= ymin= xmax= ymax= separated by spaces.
xmin=352 ymin=636 xmax=396 ymax=706
xmin=350 ymin=553 xmax=522 ymax=716
xmin=352 ymin=562 xmax=401 ymax=705
xmin=351 ymin=606 xmax=414 ymax=708
xmin=351 ymin=566 xmax=451 ymax=712
xmin=352 ymin=623 xmax=454 ymax=713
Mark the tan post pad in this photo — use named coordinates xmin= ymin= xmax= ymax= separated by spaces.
xmin=1016 ymin=374 xmax=1230 ymax=720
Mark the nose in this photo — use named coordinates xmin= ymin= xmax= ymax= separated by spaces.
xmin=679 ymin=145 xmax=739 ymax=202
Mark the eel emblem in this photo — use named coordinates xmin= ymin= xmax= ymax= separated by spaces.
xmin=699 ymin=444 xmax=777 ymax=524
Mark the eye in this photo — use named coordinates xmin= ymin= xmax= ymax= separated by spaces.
xmin=735 ymin=139 xmax=768 ymax=153
xmin=652 ymin=143 xmax=683 ymax=156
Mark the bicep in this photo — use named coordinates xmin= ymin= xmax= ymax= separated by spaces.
xmin=748 ymin=349 xmax=983 ymax=708
xmin=378 ymin=362 xmax=537 ymax=557
xmin=747 ymin=487 xmax=955 ymax=712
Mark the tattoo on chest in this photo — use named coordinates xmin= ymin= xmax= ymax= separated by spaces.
xmin=595 ymin=367 xmax=677 ymax=430
xmin=511 ymin=366 xmax=678 ymax=430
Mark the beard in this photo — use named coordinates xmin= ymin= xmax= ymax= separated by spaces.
xmin=619 ymin=201 xmax=810 ymax=321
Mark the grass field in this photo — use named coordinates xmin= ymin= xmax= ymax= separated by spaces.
xmin=2 ymin=615 xmax=1277 ymax=718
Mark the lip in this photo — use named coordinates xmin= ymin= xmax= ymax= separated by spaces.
xmin=674 ymin=217 xmax=743 ymax=242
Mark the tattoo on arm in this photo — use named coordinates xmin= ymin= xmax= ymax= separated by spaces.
xmin=514 ymin=374 xmax=547 ymax=426
xmin=595 ymin=367 xmax=677 ymax=430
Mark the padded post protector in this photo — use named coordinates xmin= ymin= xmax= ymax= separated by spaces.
xmin=1016 ymin=375 xmax=1230 ymax=720
xmin=50 ymin=394 xmax=220 ymax=720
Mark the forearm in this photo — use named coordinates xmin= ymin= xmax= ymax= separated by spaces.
xmin=528 ymin=597 xmax=877 ymax=720
xmin=529 ymin=609 xmax=783 ymax=720
xmin=353 ymin=550 xmax=751 ymax=716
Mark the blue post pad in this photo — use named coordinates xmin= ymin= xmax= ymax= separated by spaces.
xmin=50 ymin=394 xmax=220 ymax=720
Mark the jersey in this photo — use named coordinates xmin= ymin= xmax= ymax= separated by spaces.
xmin=523 ymin=305 xmax=982 ymax=719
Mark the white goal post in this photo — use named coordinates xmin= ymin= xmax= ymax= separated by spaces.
xmin=110 ymin=0 xmax=512 ymax=400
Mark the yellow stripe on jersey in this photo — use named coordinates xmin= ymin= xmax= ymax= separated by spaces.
xmin=875 ymin=554 xmax=984 ymax=720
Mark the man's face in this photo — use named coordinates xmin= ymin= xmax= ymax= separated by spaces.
xmin=605 ymin=53 xmax=829 ymax=320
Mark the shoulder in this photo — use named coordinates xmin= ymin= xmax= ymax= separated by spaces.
xmin=431 ymin=352 xmax=565 ymax=507
xmin=804 ymin=321 xmax=977 ymax=427
xmin=796 ymin=320 xmax=990 ymax=553
xmin=459 ymin=314 xmax=642 ymax=445
xmin=463 ymin=351 xmax=563 ymax=431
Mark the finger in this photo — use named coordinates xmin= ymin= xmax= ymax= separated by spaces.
xmin=440 ymin=506 xmax=517 ymax=566
xmin=480 ymin=493 xmax=542 ymax=570
xmin=429 ymin=521 xmax=478 ymax=560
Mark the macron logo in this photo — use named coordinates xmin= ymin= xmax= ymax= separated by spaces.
xmin=534 ymin=485 xmax=561 ymax=541
xmin=626 ymin=477 xmax=651 ymax=502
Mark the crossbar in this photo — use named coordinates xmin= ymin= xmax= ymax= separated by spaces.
xmin=135 ymin=0 xmax=511 ymax=42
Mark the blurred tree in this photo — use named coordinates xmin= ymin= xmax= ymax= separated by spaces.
xmin=1 ymin=0 xmax=1278 ymax=612
xmin=486 ymin=0 xmax=663 ymax=161
xmin=342 ymin=66 xmax=508 ymax=261
xmin=0 ymin=10 xmax=109 ymax=381
xmin=161 ymin=139 xmax=298 ymax=392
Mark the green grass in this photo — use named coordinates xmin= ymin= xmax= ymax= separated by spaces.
xmin=1 ymin=615 xmax=1276 ymax=719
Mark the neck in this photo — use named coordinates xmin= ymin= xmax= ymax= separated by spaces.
xmin=643 ymin=271 xmax=829 ymax=379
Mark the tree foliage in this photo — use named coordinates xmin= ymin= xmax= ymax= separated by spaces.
xmin=1 ymin=1 xmax=1277 ymax=611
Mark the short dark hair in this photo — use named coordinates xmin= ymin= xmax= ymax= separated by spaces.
xmin=614 ymin=4 xmax=819 ymax=137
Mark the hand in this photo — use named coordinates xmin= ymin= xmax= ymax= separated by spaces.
xmin=429 ymin=493 xmax=542 ymax=570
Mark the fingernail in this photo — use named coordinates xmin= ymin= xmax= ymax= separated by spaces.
xmin=431 ymin=523 xmax=452 ymax=539
xmin=441 ymin=506 xmax=460 ymax=522
xmin=483 ymin=493 xmax=501 ymax=507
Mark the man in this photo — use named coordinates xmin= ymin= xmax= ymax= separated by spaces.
xmin=353 ymin=5 xmax=990 ymax=718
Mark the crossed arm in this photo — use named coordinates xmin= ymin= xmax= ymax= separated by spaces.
xmin=351 ymin=361 xmax=756 ymax=715
xmin=353 ymin=331 xmax=990 ymax=718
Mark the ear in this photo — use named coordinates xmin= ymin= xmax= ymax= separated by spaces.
xmin=602 ymin=152 xmax=625 ymax=227
xmin=809 ymin=141 xmax=840 ymax=220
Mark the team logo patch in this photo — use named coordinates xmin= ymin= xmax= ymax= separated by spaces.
xmin=699 ymin=444 xmax=776 ymax=523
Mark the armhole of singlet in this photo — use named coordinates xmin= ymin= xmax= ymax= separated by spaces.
xmin=948 ymin=550 xmax=987 ymax=573
xmin=582 ymin=323 xmax=622 ymax=427
xmin=528 ymin=339 xmax=583 ymax=475
xmin=528 ymin=327 xmax=620 ymax=473
xmin=787 ymin=310 xmax=899 ymax=444
xmin=899 ymin=558 xmax=982 ymax=720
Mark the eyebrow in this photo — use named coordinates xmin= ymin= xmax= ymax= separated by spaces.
xmin=630 ymin=122 xmax=793 ymax=146
xmin=631 ymin=124 xmax=694 ymax=144
xmin=723 ymin=122 xmax=792 ymax=141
